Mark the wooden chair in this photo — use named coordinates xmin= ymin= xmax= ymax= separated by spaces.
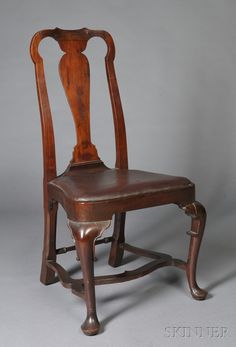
xmin=30 ymin=28 xmax=207 ymax=336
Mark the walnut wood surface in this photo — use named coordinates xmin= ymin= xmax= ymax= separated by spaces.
xmin=30 ymin=27 xmax=207 ymax=336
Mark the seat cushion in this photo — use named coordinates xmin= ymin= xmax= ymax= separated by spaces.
xmin=48 ymin=164 xmax=193 ymax=203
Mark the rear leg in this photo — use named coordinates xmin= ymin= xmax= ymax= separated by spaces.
xmin=40 ymin=200 xmax=58 ymax=285
xmin=108 ymin=212 xmax=126 ymax=267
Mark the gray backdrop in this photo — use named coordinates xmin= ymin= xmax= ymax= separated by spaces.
xmin=1 ymin=1 xmax=236 ymax=346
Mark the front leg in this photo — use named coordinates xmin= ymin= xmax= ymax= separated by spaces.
xmin=68 ymin=219 xmax=111 ymax=335
xmin=182 ymin=201 xmax=208 ymax=300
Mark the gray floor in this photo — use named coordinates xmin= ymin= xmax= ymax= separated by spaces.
xmin=1 ymin=205 xmax=235 ymax=347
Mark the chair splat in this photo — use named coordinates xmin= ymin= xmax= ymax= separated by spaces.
xmin=58 ymin=39 xmax=99 ymax=164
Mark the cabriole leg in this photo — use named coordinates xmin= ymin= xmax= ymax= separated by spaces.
xmin=108 ymin=212 xmax=126 ymax=267
xmin=40 ymin=200 xmax=58 ymax=285
xmin=182 ymin=201 xmax=208 ymax=300
xmin=68 ymin=219 xmax=111 ymax=336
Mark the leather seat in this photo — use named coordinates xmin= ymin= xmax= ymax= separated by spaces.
xmin=49 ymin=163 xmax=194 ymax=203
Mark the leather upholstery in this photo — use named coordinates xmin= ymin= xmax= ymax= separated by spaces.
xmin=49 ymin=163 xmax=194 ymax=203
